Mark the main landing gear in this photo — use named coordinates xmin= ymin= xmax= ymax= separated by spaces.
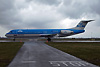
xmin=47 ymin=37 xmax=51 ymax=42
xmin=13 ymin=38 xmax=15 ymax=41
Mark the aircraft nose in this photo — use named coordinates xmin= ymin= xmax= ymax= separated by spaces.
xmin=5 ymin=33 xmax=8 ymax=36
xmin=5 ymin=34 xmax=7 ymax=36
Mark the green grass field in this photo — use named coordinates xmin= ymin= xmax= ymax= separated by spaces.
xmin=46 ymin=42 xmax=100 ymax=66
xmin=0 ymin=42 xmax=23 ymax=67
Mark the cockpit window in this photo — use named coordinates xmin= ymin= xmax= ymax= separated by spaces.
xmin=10 ymin=31 xmax=12 ymax=33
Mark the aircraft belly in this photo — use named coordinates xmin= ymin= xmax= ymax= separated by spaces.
xmin=23 ymin=34 xmax=40 ymax=36
xmin=6 ymin=34 xmax=14 ymax=36
xmin=6 ymin=34 xmax=41 ymax=38
xmin=6 ymin=34 xmax=56 ymax=38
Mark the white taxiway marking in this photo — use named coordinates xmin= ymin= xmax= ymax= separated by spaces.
xmin=62 ymin=62 xmax=68 ymax=66
xmin=50 ymin=61 xmax=60 ymax=66
xmin=21 ymin=61 xmax=91 ymax=67
xmin=21 ymin=61 xmax=36 ymax=63
xmin=49 ymin=61 xmax=89 ymax=67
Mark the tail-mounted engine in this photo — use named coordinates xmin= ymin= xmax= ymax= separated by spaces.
xmin=61 ymin=30 xmax=73 ymax=34
xmin=58 ymin=30 xmax=74 ymax=37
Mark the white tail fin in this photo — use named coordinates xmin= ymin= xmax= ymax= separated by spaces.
xmin=72 ymin=20 xmax=94 ymax=30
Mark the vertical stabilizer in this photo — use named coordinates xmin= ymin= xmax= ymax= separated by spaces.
xmin=72 ymin=20 xmax=94 ymax=30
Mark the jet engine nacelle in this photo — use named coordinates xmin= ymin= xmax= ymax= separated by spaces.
xmin=57 ymin=30 xmax=74 ymax=37
xmin=61 ymin=30 xmax=73 ymax=34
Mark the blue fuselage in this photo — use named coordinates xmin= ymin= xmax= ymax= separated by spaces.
xmin=5 ymin=29 xmax=85 ymax=38
xmin=6 ymin=29 xmax=85 ymax=34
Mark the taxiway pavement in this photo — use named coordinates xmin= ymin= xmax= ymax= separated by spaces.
xmin=1 ymin=40 xmax=100 ymax=42
xmin=53 ymin=40 xmax=100 ymax=42
xmin=8 ymin=41 xmax=98 ymax=67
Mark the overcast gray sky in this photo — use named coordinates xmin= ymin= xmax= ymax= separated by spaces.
xmin=0 ymin=0 xmax=100 ymax=37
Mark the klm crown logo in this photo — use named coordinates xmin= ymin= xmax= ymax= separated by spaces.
xmin=77 ymin=22 xmax=85 ymax=27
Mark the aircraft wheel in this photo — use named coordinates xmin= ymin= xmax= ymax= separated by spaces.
xmin=13 ymin=38 xmax=15 ymax=41
xmin=47 ymin=38 xmax=51 ymax=41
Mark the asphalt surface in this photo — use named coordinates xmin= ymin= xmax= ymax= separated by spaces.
xmin=8 ymin=41 xmax=98 ymax=67
xmin=53 ymin=40 xmax=100 ymax=42
xmin=1 ymin=40 xmax=100 ymax=42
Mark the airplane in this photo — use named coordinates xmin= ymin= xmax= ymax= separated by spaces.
xmin=5 ymin=20 xmax=94 ymax=41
